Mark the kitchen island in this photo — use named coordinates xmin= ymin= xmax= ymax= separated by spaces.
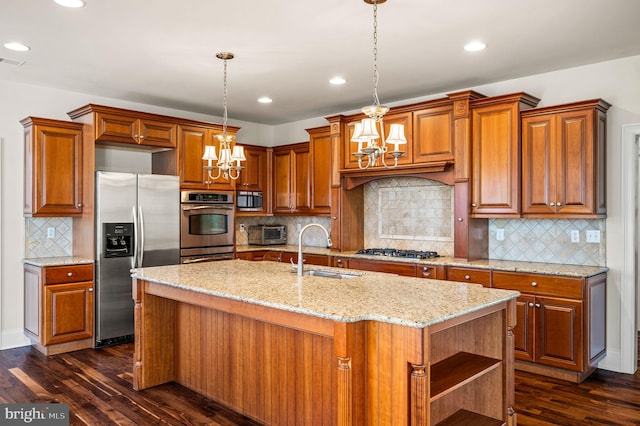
xmin=131 ymin=260 xmax=519 ymax=425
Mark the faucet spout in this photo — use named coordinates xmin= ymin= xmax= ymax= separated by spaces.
xmin=298 ymin=223 xmax=332 ymax=277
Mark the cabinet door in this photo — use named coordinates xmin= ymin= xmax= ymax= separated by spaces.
xmin=310 ymin=129 xmax=331 ymax=214
xmin=138 ymin=118 xmax=177 ymax=148
xmin=239 ymin=146 xmax=267 ymax=191
xmin=535 ymin=296 xmax=583 ymax=371
xmin=522 ymin=114 xmax=557 ymax=215
xmin=95 ymin=112 xmax=139 ymax=144
xmin=23 ymin=264 xmax=42 ymax=340
xmin=43 ymin=281 xmax=94 ymax=345
xmin=24 ymin=120 xmax=83 ymax=216
xmin=555 ymin=110 xmax=595 ymax=215
xmin=413 ymin=105 xmax=454 ymax=164
xmin=293 ymin=146 xmax=311 ymax=213
xmin=513 ymin=295 xmax=535 ymax=362
xmin=273 ymin=148 xmax=293 ymax=213
xmin=471 ymin=102 xmax=520 ymax=217
xmin=179 ymin=124 xmax=209 ymax=189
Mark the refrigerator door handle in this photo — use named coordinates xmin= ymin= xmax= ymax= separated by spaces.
xmin=138 ymin=205 xmax=145 ymax=267
xmin=132 ymin=206 xmax=138 ymax=269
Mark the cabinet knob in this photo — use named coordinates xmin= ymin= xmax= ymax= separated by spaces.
xmin=531 ymin=281 xmax=538 ymax=287
xmin=528 ymin=302 xmax=534 ymax=307
xmin=471 ymin=203 xmax=477 ymax=207
xmin=332 ymin=216 xmax=337 ymax=220
xmin=556 ymin=202 xmax=563 ymax=206
xmin=550 ymin=202 xmax=556 ymax=206
xmin=422 ymin=267 xmax=432 ymax=277
xmin=464 ymin=275 xmax=471 ymax=280
xmin=77 ymin=203 xmax=82 ymax=208
xmin=138 ymin=135 xmax=144 ymax=139
xmin=535 ymin=303 xmax=541 ymax=308
xmin=88 ymin=288 xmax=94 ymax=292
xmin=457 ymin=217 xmax=463 ymax=222
xmin=67 ymin=272 xmax=73 ymax=277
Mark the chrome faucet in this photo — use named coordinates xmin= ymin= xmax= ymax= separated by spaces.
xmin=298 ymin=223 xmax=332 ymax=277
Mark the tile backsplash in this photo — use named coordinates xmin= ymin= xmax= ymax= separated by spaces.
xmin=25 ymin=217 xmax=73 ymax=258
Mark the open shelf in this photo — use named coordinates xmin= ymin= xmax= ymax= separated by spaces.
xmin=435 ymin=409 xmax=505 ymax=426
xmin=430 ymin=351 xmax=501 ymax=400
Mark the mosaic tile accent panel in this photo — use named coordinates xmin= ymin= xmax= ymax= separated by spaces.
xmin=236 ymin=216 xmax=332 ymax=247
xmin=364 ymin=177 xmax=454 ymax=256
xmin=488 ymin=218 xmax=606 ymax=266
xmin=25 ymin=217 xmax=73 ymax=258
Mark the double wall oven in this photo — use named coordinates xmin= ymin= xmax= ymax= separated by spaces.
xmin=180 ymin=190 xmax=235 ymax=263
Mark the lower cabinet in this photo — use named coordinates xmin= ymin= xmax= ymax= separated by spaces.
xmin=446 ymin=266 xmax=492 ymax=287
xmin=24 ymin=263 xmax=94 ymax=355
xmin=493 ymin=271 xmax=606 ymax=383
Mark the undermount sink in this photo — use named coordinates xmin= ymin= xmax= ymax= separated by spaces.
xmin=296 ymin=269 xmax=362 ymax=279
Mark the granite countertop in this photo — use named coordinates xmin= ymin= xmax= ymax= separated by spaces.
xmin=23 ymin=256 xmax=94 ymax=267
xmin=235 ymin=245 xmax=607 ymax=278
xmin=131 ymin=259 xmax=519 ymax=329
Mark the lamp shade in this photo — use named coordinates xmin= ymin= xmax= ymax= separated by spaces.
xmin=386 ymin=123 xmax=407 ymax=145
xmin=351 ymin=122 xmax=365 ymax=142
xmin=219 ymin=148 xmax=231 ymax=163
xmin=359 ymin=118 xmax=379 ymax=139
xmin=231 ymin=145 xmax=246 ymax=161
xmin=202 ymin=145 xmax=218 ymax=161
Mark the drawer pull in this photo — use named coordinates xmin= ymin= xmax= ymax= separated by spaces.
xmin=422 ymin=267 xmax=432 ymax=277
xmin=531 ymin=281 xmax=538 ymax=287
xmin=67 ymin=272 xmax=73 ymax=277
xmin=464 ymin=275 xmax=471 ymax=280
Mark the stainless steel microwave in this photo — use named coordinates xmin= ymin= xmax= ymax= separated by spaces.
xmin=248 ymin=225 xmax=287 ymax=245
xmin=237 ymin=191 xmax=263 ymax=212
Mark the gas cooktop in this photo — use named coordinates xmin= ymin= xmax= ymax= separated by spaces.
xmin=355 ymin=248 xmax=440 ymax=260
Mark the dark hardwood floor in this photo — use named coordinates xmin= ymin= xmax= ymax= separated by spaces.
xmin=1 ymin=342 xmax=639 ymax=425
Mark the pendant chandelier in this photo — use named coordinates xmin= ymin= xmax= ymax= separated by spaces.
xmin=203 ymin=52 xmax=245 ymax=181
xmin=351 ymin=0 xmax=406 ymax=169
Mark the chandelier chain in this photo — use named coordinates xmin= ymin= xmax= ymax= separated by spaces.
xmin=372 ymin=0 xmax=381 ymax=107
xmin=222 ymin=57 xmax=229 ymax=135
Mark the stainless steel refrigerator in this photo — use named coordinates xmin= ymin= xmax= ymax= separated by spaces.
xmin=95 ymin=171 xmax=179 ymax=347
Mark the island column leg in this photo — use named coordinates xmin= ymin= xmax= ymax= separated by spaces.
xmin=334 ymin=322 xmax=362 ymax=426
xmin=407 ymin=327 xmax=428 ymax=426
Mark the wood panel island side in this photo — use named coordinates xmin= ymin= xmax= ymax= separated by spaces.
xmin=131 ymin=260 xmax=519 ymax=425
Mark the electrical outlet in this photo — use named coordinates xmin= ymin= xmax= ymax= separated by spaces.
xmin=239 ymin=224 xmax=246 ymax=232
xmin=47 ymin=227 xmax=55 ymax=239
xmin=297 ymin=223 xmax=302 ymax=232
xmin=496 ymin=229 xmax=504 ymax=241
xmin=586 ymin=230 xmax=601 ymax=243
xmin=570 ymin=230 xmax=580 ymax=243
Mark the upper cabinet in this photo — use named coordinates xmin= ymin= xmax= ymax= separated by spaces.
xmin=238 ymin=144 xmax=268 ymax=192
xmin=521 ymin=99 xmax=610 ymax=218
xmin=412 ymin=105 xmax=454 ymax=164
xmin=22 ymin=117 xmax=84 ymax=217
xmin=272 ymin=143 xmax=311 ymax=214
xmin=470 ymin=93 xmax=540 ymax=217
xmin=307 ymin=126 xmax=332 ymax=214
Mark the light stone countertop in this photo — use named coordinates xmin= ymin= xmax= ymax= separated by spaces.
xmin=236 ymin=245 xmax=607 ymax=278
xmin=131 ymin=259 xmax=519 ymax=329
xmin=23 ymin=256 xmax=94 ymax=267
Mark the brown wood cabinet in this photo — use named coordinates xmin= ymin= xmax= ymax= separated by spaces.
xmin=412 ymin=104 xmax=454 ymax=164
xmin=94 ymin=111 xmax=177 ymax=148
xmin=521 ymin=99 xmax=610 ymax=218
xmin=279 ymin=252 xmax=331 ymax=267
xmin=347 ymin=257 xmax=417 ymax=277
xmin=470 ymin=93 xmax=540 ymax=217
xmin=492 ymin=270 xmax=606 ymax=383
xmin=237 ymin=144 xmax=268 ymax=192
xmin=416 ymin=264 xmax=446 ymax=280
xmin=22 ymin=117 xmax=84 ymax=217
xmin=307 ymin=126 xmax=332 ymax=214
xmin=272 ymin=143 xmax=311 ymax=214
xmin=178 ymin=124 xmax=237 ymax=190
xmin=446 ymin=266 xmax=492 ymax=287
xmin=24 ymin=263 xmax=94 ymax=355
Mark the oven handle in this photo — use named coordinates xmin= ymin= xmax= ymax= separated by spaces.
xmin=182 ymin=205 xmax=233 ymax=211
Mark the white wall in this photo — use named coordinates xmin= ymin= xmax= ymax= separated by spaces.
xmin=2 ymin=56 xmax=639 ymax=374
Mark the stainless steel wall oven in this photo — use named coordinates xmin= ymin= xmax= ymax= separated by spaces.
xmin=180 ymin=190 xmax=235 ymax=263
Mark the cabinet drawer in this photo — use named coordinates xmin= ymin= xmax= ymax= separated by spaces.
xmin=492 ymin=271 xmax=583 ymax=298
xmin=446 ymin=267 xmax=491 ymax=287
xmin=416 ymin=264 xmax=445 ymax=280
xmin=44 ymin=264 xmax=93 ymax=285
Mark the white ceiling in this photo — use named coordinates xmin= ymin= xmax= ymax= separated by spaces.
xmin=1 ymin=0 xmax=639 ymax=125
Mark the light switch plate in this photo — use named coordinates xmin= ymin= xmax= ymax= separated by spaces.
xmin=47 ymin=227 xmax=55 ymax=238
xmin=496 ymin=229 xmax=504 ymax=241
xmin=586 ymin=230 xmax=601 ymax=243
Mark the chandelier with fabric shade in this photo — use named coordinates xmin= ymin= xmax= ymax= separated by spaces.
xmin=202 ymin=52 xmax=245 ymax=181
xmin=351 ymin=0 xmax=407 ymax=169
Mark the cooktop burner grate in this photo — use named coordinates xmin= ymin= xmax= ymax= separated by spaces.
xmin=356 ymin=248 xmax=439 ymax=259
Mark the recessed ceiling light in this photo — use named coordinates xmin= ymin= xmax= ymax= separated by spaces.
xmin=330 ymin=76 xmax=346 ymax=85
xmin=54 ymin=0 xmax=86 ymax=7
xmin=464 ymin=40 xmax=487 ymax=52
xmin=4 ymin=42 xmax=30 ymax=52
xmin=258 ymin=97 xmax=273 ymax=104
